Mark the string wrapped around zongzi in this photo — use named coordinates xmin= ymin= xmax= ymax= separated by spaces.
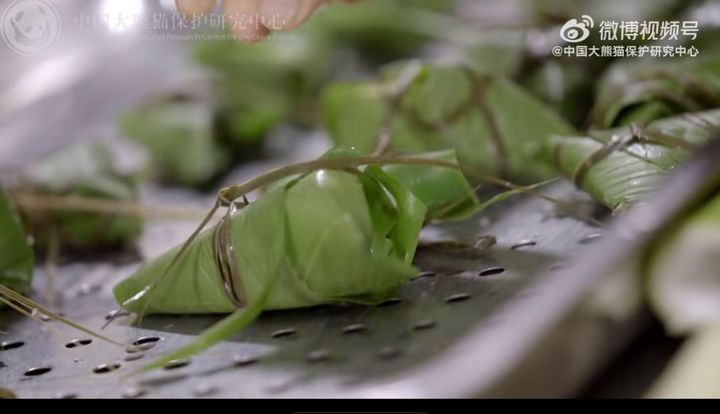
xmin=545 ymin=109 xmax=720 ymax=212
xmin=114 ymin=150 xmax=476 ymax=315
xmin=590 ymin=57 xmax=720 ymax=129
xmin=322 ymin=61 xmax=576 ymax=181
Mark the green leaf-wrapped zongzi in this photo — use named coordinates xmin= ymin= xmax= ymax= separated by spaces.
xmin=120 ymin=96 xmax=234 ymax=188
xmin=545 ymin=110 xmax=720 ymax=212
xmin=323 ymin=62 xmax=575 ymax=181
xmin=114 ymin=150 xmax=475 ymax=314
xmin=14 ymin=141 xmax=143 ymax=253
xmin=112 ymin=150 xmax=482 ymax=369
xmin=590 ymin=58 xmax=720 ymax=129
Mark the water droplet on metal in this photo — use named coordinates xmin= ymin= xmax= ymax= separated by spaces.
xmin=271 ymin=328 xmax=297 ymax=338
xmin=511 ymin=240 xmax=537 ymax=250
xmin=0 ymin=341 xmax=25 ymax=351
xmin=444 ymin=293 xmax=472 ymax=303
xmin=413 ymin=320 xmax=436 ymax=330
xmin=24 ymin=367 xmax=52 ymax=376
xmin=579 ymin=233 xmax=604 ymax=244
xmin=478 ymin=267 xmax=505 ymax=277
xmin=104 ymin=309 xmax=129 ymax=321
xmin=341 ymin=323 xmax=367 ymax=334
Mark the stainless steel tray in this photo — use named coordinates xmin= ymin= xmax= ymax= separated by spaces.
xmin=0 ymin=179 xmax=605 ymax=398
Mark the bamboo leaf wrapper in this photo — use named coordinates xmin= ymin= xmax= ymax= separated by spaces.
xmin=323 ymin=62 xmax=576 ymax=181
xmin=545 ymin=110 xmax=720 ymax=211
xmin=114 ymin=151 xmax=475 ymax=315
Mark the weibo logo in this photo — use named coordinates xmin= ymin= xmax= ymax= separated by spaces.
xmin=560 ymin=15 xmax=594 ymax=43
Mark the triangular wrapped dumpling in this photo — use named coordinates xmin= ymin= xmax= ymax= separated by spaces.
xmin=114 ymin=150 xmax=479 ymax=315
xmin=323 ymin=62 xmax=576 ymax=181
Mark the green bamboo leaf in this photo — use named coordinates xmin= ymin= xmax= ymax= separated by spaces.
xmin=138 ymin=282 xmax=272 ymax=372
xmin=591 ymin=57 xmax=720 ymax=129
xmin=546 ymin=110 xmax=720 ymax=211
xmin=322 ymin=62 xmax=576 ymax=181
xmin=0 ymin=189 xmax=34 ymax=296
xmin=322 ymin=82 xmax=387 ymax=155
xmin=114 ymin=163 xmax=435 ymax=315
xmin=380 ymin=150 xmax=479 ymax=221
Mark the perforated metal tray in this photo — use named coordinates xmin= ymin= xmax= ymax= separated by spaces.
xmin=0 ymin=179 xmax=605 ymax=399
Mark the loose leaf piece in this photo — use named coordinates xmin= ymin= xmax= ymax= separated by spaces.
xmin=546 ymin=110 xmax=720 ymax=211
xmin=323 ymin=62 xmax=576 ymax=181
xmin=0 ymin=189 xmax=34 ymax=295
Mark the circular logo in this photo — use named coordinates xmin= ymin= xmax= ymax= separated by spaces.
xmin=1 ymin=0 xmax=61 ymax=55
xmin=560 ymin=15 xmax=594 ymax=44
